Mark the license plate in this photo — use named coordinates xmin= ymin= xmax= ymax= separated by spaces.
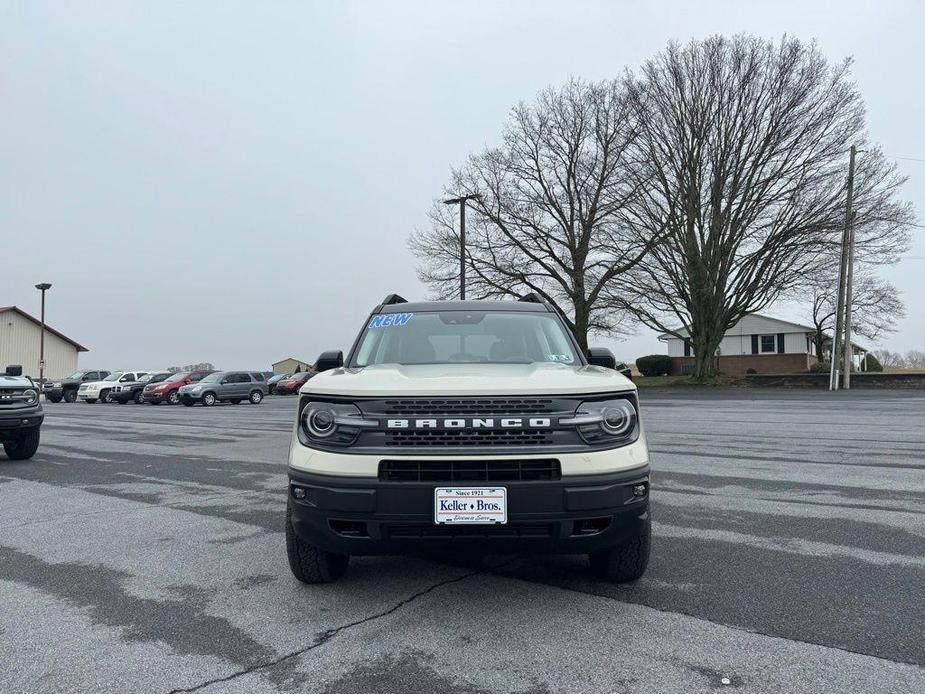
xmin=434 ymin=487 xmax=507 ymax=525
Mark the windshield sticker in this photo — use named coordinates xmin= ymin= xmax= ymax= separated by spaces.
xmin=368 ymin=312 xmax=414 ymax=328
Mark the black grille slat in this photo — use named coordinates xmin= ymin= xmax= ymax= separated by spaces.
xmin=379 ymin=459 xmax=561 ymax=483
xmin=382 ymin=398 xmax=555 ymax=416
xmin=385 ymin=428 xmax=554 ymax=447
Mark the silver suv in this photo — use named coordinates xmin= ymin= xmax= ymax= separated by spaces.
xmin=178 ymin=371 xmax=268 ymax=406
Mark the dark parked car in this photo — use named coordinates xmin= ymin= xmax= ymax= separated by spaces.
xmin=274 ymin=371 xmax=314 ymax=395
xmin=142 ymin=370 xmax=214 ymax=405
xmin=1 ymin=365 xmax=43 ymax=460
xmin=267 ymin=372 xmax=292 ymax=394
xmin=46 ymin=370 xmax=111 ymax=403
xmin=178 ymin=371 xmax=268 ymax=406
xmin=111 ymin=371 xmax=172 ymax=404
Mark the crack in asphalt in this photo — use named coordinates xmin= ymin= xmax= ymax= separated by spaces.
xmin=164 ymin=568 xmax=481 ymax=694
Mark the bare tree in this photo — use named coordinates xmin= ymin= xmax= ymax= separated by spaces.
xmin=807 ymin=269 xmax=904 ymax=359
xmin=905 ymin=350 xmax=925 ymax=369
xmin=409 ymin=80 xmax=659 ymax=350
xmin=617 ymin=35 xmax=912 ymax=378
xmin=874 ymin=349 xmax=906 ymax=369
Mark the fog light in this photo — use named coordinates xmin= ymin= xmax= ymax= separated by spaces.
xmin=291 ymin=486 xmax=307 ymax=500
xmin=632 ymin=483 xmax=648 ymax=497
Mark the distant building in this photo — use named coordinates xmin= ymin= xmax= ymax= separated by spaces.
xmin=657 ymin=313 xmax=867 ymax=377
xmin=0 ymin=305 xmax=88 ymax=379
xmin=272 ymin=357 xmax=313 ymax=374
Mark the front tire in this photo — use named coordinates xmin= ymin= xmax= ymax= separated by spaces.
xmin=3 ymin=428 xmax=40 ymax=460
xmin=202 ymin=392 xmax=216 ymax=407
xmin=166 ymin=391 xmax=180 ymax=405
xmin=134 ymin=390 xmax=144 ymax=404
xmin=249 ymin=390 xmax=263 ymax=404
xmin=100 ymin=389 xmax=113 ymax=404
xmin=286 ymin=501 xmax=348 ymax=583
xmin=589 ymin=517 xmax=651 ymax=583
xmin=63 ymin=389 xmax=77 ymax=403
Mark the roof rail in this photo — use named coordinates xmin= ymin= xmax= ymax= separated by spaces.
xmin=380 ymin=293 xmax=408 ymax=306
xmin=518 ymin=292 xmax=546 ymax=305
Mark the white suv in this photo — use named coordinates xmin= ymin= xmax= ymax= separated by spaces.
xmin=78 ymin=371 xmax=149 ymax=404
xmin=285 ymin=294 xmax=650 ymax=583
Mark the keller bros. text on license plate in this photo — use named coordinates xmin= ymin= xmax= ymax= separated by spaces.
xmin=434 ymin=487 xmax=508 ymax=524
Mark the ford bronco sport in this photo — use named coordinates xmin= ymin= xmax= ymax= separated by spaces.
xmin=1 ymin=365 xmax=44 ymax=460
xmin=285 ymin=294 xmax=650 ymax=584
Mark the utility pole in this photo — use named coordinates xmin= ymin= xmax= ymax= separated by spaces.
xmin=443 ymin=193 xmax=482 ymax=300
xmin=829 ymin=145 xmax=856 ymax=391
xmin=35 ymin=282 xmax=52 ymax=391
xmin=843 ymin=209 xmax=857 ymax=389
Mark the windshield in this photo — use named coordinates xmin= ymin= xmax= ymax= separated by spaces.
xmin=142 ymin=372 xmax=171 ymax=384
xmin=66 ymin=371 xmax=85 ymax=379
xmin=352 ymin=310 xmax=580 ymax=366
xmin=165 ymin=372 xmax=188 ymax=383
xmin=102 ymin=372 xmax=124 ymax=381
xmin=200 ymin=373 xmax=223 ymax=383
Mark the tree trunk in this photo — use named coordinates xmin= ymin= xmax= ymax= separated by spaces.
xmin=813 ymin=331 xmax=825 ymax=361
xmin=572 ymin=305 xmax=590 ymax=354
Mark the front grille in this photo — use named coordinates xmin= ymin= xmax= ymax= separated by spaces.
xmin=379 ymin=458 xmax=561 ymax=482
xmin=385 ymin=522 xmax=553 ymax=539
xmin=386 ymin=428 xmax=553 ymax=447
xmin=382 ymin=398 xmax=555 ymax=416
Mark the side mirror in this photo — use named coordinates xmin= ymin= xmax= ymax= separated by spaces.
xmin=587 ymin=347 xmax=616 ymax=369
xmin=5 ymin=365 xmax=23 ymax=377
xmin=316 ymin=350 xmax=344 ymax=372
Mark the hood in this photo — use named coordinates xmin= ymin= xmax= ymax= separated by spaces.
xmin=301 ymin=362 xmax=635 ymax=397
xmin=0 ymin=375 xmax=34 ymax=388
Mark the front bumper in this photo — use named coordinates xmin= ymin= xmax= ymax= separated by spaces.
xmin=287 ymin=465 xmax=649 ymax=556
xmin=143 ymin=390 xmax=170 ymax=403
xmin=0 ymin=405 xmax=44 ymax=440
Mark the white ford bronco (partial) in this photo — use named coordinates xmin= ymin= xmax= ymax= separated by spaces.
xmin=286 ymin=294 xmax=650 ymax=583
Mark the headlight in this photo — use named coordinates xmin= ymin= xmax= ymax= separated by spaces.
xmin=560 ymin=396 xmax=639 ymax=446
xmin=23 ymin=389 xmax=38 ymax=404
xmin=299 ymin=400 xmax=377 ymax=447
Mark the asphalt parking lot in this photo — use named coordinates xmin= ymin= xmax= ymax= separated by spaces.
xmin=1 ymin=390 xmax=923 ymax=693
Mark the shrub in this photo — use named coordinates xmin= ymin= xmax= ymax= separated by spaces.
xmin=745 ymin=368 xmax=757 ymax=375
xmin=636 ymin=354 xmax=672 ymax=377
xmin=865 ymin=353 xmax=884 ymax=372
xmin=809 ymin=361 xmax=830 ymax=373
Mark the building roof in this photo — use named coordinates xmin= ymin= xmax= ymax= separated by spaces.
xmin=0 ymin=306 xmax=89 ymax=352
xmin=657 ymin=313 xmax=817 ymax=340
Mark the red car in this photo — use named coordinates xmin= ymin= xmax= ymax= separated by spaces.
xmin=274 ymin=371 xmax=314 ymax=395
xmin=143 ymin=370 xmax=215 ymax=405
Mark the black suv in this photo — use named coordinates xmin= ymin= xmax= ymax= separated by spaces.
xmin=46 ymin=370 xmax=111 ymax=403
xmin=111 ymin=371 xmax=172 ymax=404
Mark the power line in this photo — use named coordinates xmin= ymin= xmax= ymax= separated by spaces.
xmin=887 ymin=154 xmax=925 ymax=163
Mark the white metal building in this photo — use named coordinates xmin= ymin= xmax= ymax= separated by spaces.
xmin=0 ymin=306 xmax=88 ymax=379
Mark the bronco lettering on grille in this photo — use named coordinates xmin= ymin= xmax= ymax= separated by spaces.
xmin=386 ymin=417 xmax=552 ymax=429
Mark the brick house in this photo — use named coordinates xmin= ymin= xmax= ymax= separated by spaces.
xmin=658 ymin=314 xmax=830 ymax=377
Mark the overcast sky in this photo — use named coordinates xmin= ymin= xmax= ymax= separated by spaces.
xmin=3 ymin=1 xmax=923 ymax=371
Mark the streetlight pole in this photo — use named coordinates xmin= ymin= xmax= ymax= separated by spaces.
xmin=443 ymin=194 xmax=482 ymax=300
xmin=35 ymin=283 xmax=52 ymax=390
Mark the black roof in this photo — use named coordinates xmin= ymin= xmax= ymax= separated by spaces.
xmin=376 ymin=299 xmax=550 ymax=314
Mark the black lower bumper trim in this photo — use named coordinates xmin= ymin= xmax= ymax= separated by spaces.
xmin=287 ymin=465 xmax=649 ymax=556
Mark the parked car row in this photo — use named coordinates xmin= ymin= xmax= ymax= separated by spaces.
xmin=43 ymin=369 xmax=294 ymax=406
